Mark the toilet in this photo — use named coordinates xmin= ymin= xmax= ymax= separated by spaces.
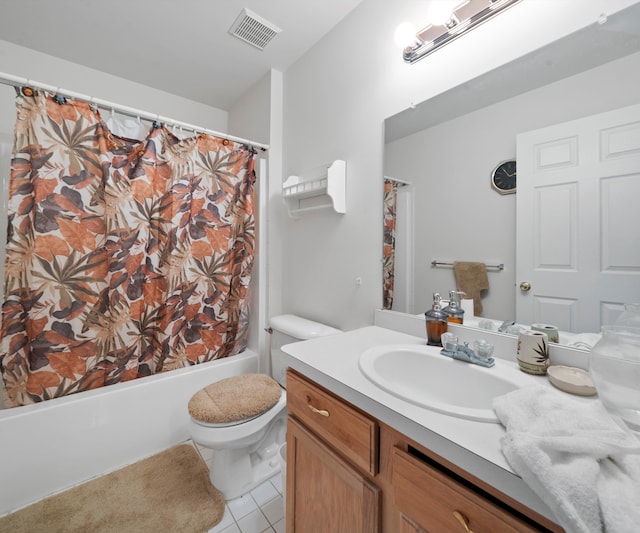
xmin=187 ymin=314 xmax=340 ymax=500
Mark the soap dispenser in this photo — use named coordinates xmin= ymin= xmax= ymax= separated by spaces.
xmin=443 ymin=290 xmax=465 ymax=324
xmin=425 ymin=292 xmax=448 ymax=346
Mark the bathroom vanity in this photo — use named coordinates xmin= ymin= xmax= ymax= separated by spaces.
xmin=283 ymin=326 xmax=566 ymax=532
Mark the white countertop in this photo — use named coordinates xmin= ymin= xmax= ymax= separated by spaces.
xmin=281 ymin=325 xmax=560 ymax=523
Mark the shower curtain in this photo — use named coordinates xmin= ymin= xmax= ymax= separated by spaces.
xmin=382 ymin=178 xmax=398 ymax=310
xmin=0 ymin=91 xmax=257 ymax=407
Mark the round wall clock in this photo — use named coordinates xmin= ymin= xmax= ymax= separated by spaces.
xmin=491 ymin=159 xmax=517 ymax=195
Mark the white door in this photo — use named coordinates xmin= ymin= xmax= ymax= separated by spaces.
xmin=516 ymin=103 xmax=640 ymax=334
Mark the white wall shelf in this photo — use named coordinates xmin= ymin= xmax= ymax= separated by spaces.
xmin=283 ymin=160 xmax=346 ymax=218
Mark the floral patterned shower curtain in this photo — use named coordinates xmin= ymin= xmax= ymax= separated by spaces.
xmin=382 ymin=178 xmax=398 ymax=310
xmin=0 ymin=91 xmax=256 ymax=407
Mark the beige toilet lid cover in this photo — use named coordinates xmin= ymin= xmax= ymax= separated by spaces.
xmin=188 ymin=373 xmax=282 ymax=424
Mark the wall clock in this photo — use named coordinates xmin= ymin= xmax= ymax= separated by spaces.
xmin=491 ymin=159 xmax=517 ymax=195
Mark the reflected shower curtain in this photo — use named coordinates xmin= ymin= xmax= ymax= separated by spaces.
xmin=382 ymin=178 xmax=398 ymax=310
xmin=0 ymin=92 xmax=256 ymax=407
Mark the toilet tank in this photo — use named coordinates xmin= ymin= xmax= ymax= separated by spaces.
xmin=269 ymin=314 xmax=341 ymax=387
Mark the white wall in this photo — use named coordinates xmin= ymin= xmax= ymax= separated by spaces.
xmin=386 ymin=51 xmax=640 ymax=319
xmin=227 ymin=70 xmax=285 ymax=371
xmin=229 ymin=72 xmax=270 ymax=147
xmin=280 ymin=0 xmax=640 ymax=332
xmin=0 ymin=40 xmax=228 ymax=131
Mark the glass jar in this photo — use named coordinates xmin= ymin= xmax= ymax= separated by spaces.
xmin=589 ymin=325 xmax=640 ymax=429
xmin=615 ymin=303 xmax=640 ymax=329
xmin=443 ymin=290 xmax=465 ymax=324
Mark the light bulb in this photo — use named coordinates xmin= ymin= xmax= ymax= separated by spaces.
xmin=394 ymin=21 xmax=417 ymax=49
xmin=427 ymin=0 xmax=459 ymax=26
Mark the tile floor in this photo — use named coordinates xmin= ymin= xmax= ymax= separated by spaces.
xmin=192 ymin=442 xmax=285 ymax=533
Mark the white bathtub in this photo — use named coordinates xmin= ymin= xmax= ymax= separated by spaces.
xmin=0 ymin=350 xmax=259 ymax=516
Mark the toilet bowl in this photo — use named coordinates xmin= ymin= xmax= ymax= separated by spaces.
xmin=187 ymin=314 xmax=340 ymax=500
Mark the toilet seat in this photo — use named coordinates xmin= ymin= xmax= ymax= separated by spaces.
xmin=188 ymin=391 xmax=286 ymax=444
xmin=188 ymin=373 xmax=282 ymax=425
xmin=192 ymin=412 xmax=263 ymax=428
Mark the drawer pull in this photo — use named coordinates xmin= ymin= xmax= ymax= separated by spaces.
xmin=307 ymin=402 xmax=330 ymax=417
xmin=453 ymin=511 xmax=475 ymax=533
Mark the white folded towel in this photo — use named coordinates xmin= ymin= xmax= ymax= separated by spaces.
xmin=493 ymin=386 xmax=640 ymax=533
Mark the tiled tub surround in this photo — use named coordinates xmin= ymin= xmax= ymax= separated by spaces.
xmin=280 ymin=323 xmax=596 ymax=526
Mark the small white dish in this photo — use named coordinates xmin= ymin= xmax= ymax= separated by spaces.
xmin=547 ymin=365 xmax=597 ymax=396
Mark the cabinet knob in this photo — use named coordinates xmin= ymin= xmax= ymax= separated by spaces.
xmin=453 ymin=511 xmax=475 ymax=533
xmin=519 ymin=281 xmax=532 ymax=292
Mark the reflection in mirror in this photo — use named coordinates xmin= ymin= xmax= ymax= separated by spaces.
xmin=382 ymin=4 xmax=640 ymax=349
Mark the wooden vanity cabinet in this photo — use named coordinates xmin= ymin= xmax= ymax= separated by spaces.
xmin=286 ymin=369 xmax=563 ymax=533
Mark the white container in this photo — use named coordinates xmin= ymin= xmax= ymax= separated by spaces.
xmin=615 ymin=303 xmax=640 ymax=329
xmin=461 ymin=298 xmax=474 ymax=318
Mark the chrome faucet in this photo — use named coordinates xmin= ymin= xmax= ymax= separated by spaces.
xmin=440 ymin=336 xmax=495 ymax=368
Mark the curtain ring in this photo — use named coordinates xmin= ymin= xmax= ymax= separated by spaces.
xmin=21 ymin=82 xmax=34 ymax=97
xmin=54 ymin=88 xmax=66 ymax=105
xmin=54 ymin=96 xmax=63 ymax=104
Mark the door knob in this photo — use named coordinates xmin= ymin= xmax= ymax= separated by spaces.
xmin=520 ymin=281 xmax=532 ymax=292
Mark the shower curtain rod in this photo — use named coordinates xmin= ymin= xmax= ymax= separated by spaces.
xmin=384 ymin=175 xmax=411 ymax=186
xmin=0 ymin=71 xmax=269 ymax=151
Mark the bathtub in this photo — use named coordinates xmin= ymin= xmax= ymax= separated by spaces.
xmin=0 ymin=350 xmax=259 ymax=516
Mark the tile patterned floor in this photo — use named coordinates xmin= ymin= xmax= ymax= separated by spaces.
xmin=193 ymin=443 xmax=285 ymax=533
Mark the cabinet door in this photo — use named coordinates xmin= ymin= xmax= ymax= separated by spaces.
xmin=287 ymin=417 xmax=381 ymax=533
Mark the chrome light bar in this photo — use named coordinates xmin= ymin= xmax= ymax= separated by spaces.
xmin=403 ymin=0 xmax=523 ymax=64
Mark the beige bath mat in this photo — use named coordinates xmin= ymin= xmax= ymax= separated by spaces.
xmin=0 ymin=444 xmax=224 ymax=533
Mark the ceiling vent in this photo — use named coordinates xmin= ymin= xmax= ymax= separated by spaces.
xmin=229 ymin=8 xmax=282 ymax=50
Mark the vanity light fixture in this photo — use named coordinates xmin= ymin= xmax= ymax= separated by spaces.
xmin=399 ymin=0 xmax=522 ymax=64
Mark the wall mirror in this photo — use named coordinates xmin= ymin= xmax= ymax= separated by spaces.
xmin=383 ymin=3 xmax=640 ymax=350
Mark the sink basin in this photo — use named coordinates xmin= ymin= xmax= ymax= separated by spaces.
xmin=358 ymin=344 xmax=534 ymax=423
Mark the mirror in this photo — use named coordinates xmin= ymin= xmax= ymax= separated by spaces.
xmin=383 ymin=4 xmax=640 ymax=348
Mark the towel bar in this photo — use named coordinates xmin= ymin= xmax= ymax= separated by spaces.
xmin=431 ymin=260 xmax=504 ymax=271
